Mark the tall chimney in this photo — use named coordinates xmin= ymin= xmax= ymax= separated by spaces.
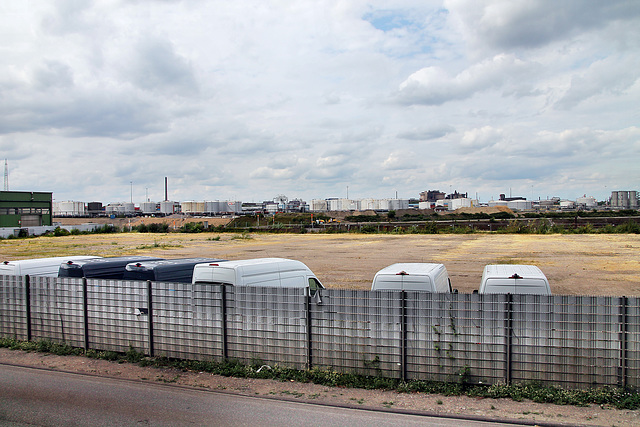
xmin=165 ymin=177 xmax=168 ymax=201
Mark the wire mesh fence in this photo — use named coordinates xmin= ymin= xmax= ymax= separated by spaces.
xmin=1 ymin=274 xmax=637 ymax=389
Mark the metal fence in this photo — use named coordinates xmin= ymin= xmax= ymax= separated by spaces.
xmin=1 ymin=275 xmax=638 ymax=390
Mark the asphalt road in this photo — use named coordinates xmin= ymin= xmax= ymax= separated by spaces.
xmin=0 ymin=364 xmax=524 ymax=427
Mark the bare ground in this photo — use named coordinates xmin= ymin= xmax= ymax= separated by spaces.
xmin=2 ymin=231 xmax=639 ymax=295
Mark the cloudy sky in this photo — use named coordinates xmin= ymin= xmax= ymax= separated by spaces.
xmin=1 ymin=0 xmax=639 ymax=204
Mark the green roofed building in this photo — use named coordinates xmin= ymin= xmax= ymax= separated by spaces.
xmin=0 ymin=191 xmax=53 ymax=228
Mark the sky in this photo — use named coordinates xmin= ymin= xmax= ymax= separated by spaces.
xmin=1 ymin=0 xmax=639 ymax=205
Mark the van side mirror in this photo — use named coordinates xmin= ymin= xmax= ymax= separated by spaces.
xmin=312 ymin=289 xmax=323 ymax=305
xmin=473 ymin=290 xmax=478 ymax=294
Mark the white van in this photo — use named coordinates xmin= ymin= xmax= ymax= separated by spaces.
xmin=192 ymin=258 xmax=324 ymax=295
xmin=478 ymin=264 xmax=551 ymax=295
xmin=371 ymin=263 xmax=452 ymax=293
xmin=0 ymin=256 xmax=102 ymax=277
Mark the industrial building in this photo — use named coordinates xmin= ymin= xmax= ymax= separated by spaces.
xmin=0 ymin=191 xmax=52 ymax=228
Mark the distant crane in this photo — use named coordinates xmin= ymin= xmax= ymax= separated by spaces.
xmin=3 ymin=159 xmax=8 ymax=191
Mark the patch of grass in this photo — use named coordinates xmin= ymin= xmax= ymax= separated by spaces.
xmin=231 ymin=232 xmax=253 ymax=240
xmin=136 ymin=241 xmax=183 ymax=250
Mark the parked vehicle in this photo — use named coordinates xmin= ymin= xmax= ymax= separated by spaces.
xmin=123 ymin=258 xmax=226 ymax=283
xmin=0 ymin=256 xmax=102 ymax=277
xmin=58 ymin=256 xmax=164 ymax=280
xmin=192 ymin=258 xmax=324 ymax=295
xmin=478 ymin=264 xmax=551 ymax=295
xmin=371 ymin=263 xmax=453 ymax=292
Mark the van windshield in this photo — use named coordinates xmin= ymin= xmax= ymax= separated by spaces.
xmin=308 ymin=278 xmax=323 ymax=294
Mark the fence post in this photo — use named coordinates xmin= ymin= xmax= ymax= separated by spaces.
xmin=25 ymin=275 xmax=31 ymax=342
xmin=505 ymin=293 xmax=513 ymax=385
xmin=147 ymin=281 xmax=154 ymax=357
xmin=400 ymin=290 xmax=407 ymax=382
xmin=619 ymin=296 xmax=628 ymax=388
xmin=83 ymin=278 xmax=89 ymax=350
xmin=220 ymin=284 xmax=228 ymax=360
xmin=306 ymin=293 xmax=312 ymax=370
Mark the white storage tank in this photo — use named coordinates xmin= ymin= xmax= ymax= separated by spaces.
xmin=139 ymin=202 xmax=157 ymax=214
xmin=53 ymin=201 xmax=85 ymax=216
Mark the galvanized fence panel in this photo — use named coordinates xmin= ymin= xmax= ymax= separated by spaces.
xmin=0 ymin=275 xmax=27 ymax=340
xmin=153 ymin=282 xmax=224 ymax=361
xmin=510 ymin=295 xmax=621 ymax=389
xmin=226 ymin=286 xmax=308 ymax=369
xmin=406 ymin=292 xmax=508 ymax=384
xmin=1 ymin=274 xmax=640 ymax=390
xmin=86 ymin=279 xmax=149 ymax=354
xmin=627 ymin=297 xmax=640 ymax=388
xmin=313 ymin=290 xmax=402 ymax=377
xmin=29 ymin=276 xmax=85 ymax=348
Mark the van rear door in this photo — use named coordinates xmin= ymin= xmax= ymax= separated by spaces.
xmin=400 ymin=274 xmax=433 ymax=291
xmin=483 ymin=278 xmax=516 ymax=294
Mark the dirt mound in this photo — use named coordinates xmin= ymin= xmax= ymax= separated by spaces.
xmin=451 ymin=206 xmax=515 ymax=215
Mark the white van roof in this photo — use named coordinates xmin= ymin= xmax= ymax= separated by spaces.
xmin=0 ymin=256 xmax=102 ymax=277
xmin=372 ymin=263 xmax=451 ymax=292
xmin=480 ymin=264 xmax=551 ymax=295
xmin=483 ymin=264 xmax=547 ymax=280
xmin=375 ymin=263 xmax=444 ymax=276
xmin=202 ymin=258 xmax=302 ymax=268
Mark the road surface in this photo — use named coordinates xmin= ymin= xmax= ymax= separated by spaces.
xmin=0 ymin=364 xmax=525 ymax=427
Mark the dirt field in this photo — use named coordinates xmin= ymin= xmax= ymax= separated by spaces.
xmin=1 ymin=231 xmax=639 ymax=295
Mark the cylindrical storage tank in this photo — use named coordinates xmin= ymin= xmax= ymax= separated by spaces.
xmin=122 ymin=203 xmax=135 ymax=214
xmin=181 ymin=201 xmax=197 ymax=214
xmin=87 ymin=202 xmax=103 ymax=212
xmin=140 ymin=202 xmax=157 ymax=214
xmin=310 ymin=199 xmax=328 ymax=212
xmin=507 ymin=200 xmax=532 ymax=210
xmin=53 ymin=201 xmax=85 ymax=216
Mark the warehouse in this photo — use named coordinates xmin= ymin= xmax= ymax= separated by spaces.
xmin=0 ymin=191 xmax=52 ymax=228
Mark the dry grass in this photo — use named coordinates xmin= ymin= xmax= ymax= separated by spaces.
xmin=1 ymin=232 xmax=639 ymax=296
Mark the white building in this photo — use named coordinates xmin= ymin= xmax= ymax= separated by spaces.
xmin=576 ymin=196 xmax=597 ymax=208
xmin=560 ymin=200 xmax=575 ymax=209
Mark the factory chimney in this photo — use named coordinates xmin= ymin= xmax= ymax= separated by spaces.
xmin=164 ymin=177 xmax=168 ymax=201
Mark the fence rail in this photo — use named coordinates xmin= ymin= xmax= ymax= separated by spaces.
xmin=0 ymin=275 xmax=638 ymax=390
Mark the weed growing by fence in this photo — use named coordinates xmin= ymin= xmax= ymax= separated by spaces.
xmin=2 ymin=338 xmax=638 ymax=410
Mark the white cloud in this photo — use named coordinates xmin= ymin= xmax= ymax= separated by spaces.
xmin=397 ymin=54 xmax=532 ymax=105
